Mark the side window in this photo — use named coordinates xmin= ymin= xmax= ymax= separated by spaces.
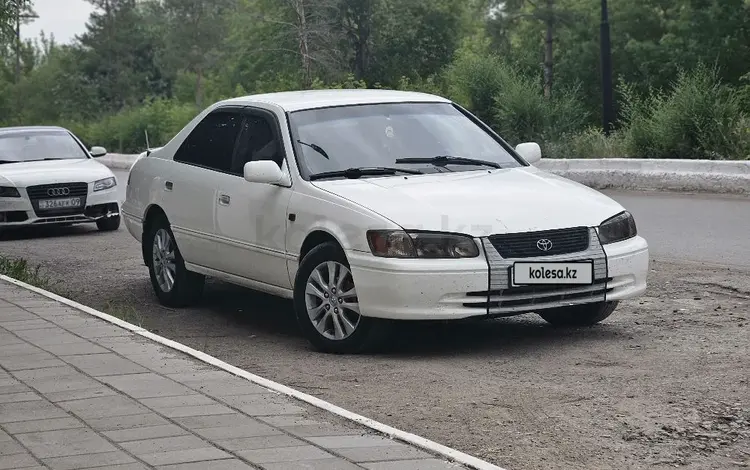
xmin=230 ymin=113 xmax=282 ymax=175
xmin=174 ymin=110 xmax=244 ymax=173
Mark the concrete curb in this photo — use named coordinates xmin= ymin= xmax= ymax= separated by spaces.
xmin=102 ymin=153 xmax=750 ymax=194
xmin=0 ymin=273 xmax=508 ymax=470
xmin=537 ymin=158 xmax=750 ymax=194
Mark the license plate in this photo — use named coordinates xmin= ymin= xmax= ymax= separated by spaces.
xmin=512 ymin=261 xmax=594 ymax=285
xmin=38 ymin=197 xmax=82 ymax=210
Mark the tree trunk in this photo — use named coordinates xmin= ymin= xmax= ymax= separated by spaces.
xmin=293 ymin=0 xmax=312 ymax=87
xmin=543 ymin=0 xmax=554 ymax=98
xmin=195 ymin=67 xmax=204 ymax=108
xmin=353 ymin=1 xmax=372 ymax=81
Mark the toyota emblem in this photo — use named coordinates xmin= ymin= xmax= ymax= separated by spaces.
xmin=536 ymin=238 xmax=553 ymax=251
xmin=47 ymin=187 xmax=70 ymax=197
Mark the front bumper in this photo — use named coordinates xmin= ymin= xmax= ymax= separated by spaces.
xmin=347 ymin=232 xmax=649 ymax=321
xmin=0 ymin=186 xmax=120 ymax=227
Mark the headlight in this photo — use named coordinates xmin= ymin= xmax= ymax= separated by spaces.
xmin=366 ymin=230 xmax=479 ymax=258
xmin=597 ymin=211 xmax=637 ymax=244
xmin=0 ymin=186 xmax=20 ymax=198
xmin=93 ymin=177 xmax=116 ymax=192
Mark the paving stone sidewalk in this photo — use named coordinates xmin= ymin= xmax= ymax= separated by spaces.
xmin=0 ymin=279 xmax=468 ymax=470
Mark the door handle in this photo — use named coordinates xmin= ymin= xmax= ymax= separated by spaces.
xmin=165 ymin=181 xmax=173 ymax=191
xmin=218 ymin=194 xmax=231 ymax=206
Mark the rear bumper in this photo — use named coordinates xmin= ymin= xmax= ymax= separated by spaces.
xmin=347 ymin=234 xmax=649 ymax=321
xmin=122 ymin=210 xmax=143 ymax=243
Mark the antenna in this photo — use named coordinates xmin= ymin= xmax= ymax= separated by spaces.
xmin=144 ymin=129 xmax=152 ymax=156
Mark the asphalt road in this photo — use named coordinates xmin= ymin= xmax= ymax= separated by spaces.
xmin=2 ymin=169 xmax=747 ymax=470
xmin=112 ymin=169 xmax=750 ymax=269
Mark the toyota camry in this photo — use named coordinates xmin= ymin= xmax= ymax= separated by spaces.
xmin=123 ymin=89 xmax=649 ymax=353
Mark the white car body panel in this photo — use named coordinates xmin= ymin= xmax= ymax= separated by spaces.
xmin=309 ymin=166 xmax=624 ymax=237
xmin=123 ymin=89 xmax=649 ymax=321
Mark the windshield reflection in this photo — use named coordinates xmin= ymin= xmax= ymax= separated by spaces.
xmin=288 ymin=102 xmax=522 ymax=179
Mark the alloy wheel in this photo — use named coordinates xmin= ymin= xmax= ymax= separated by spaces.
xmin=152 ymin=228 xmax=177 ymax=293
xmin=304 ymin=261 xmax=361 ymax=340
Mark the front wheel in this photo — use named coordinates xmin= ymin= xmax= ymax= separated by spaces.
xmin=144 ymin=215 xmax=205 ymax=307
xmin=293 ymin=242 xmax=387 ymax=354
xmin=96 ymin=215 xmax=120 ymax=232
xmin=538 ymin=301 xmax=619 ymax=327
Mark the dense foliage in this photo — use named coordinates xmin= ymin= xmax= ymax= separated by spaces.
xmin=1 ymin=0 xmax=749 ymax=159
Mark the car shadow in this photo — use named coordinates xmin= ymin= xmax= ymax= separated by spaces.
xmin=0 ymin=224 xmax=107 ymax=241
xmin=171 ymin=279 xmax=624 ymax=358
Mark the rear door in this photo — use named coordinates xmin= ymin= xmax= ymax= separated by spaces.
xmin=165 ymin=107 xmax=245 ymax=270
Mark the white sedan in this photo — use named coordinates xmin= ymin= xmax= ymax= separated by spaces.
xmin=123 ymin=89 xmax=649 ymax=353
xmin=0 ymin=126 xmax=121 ymax=232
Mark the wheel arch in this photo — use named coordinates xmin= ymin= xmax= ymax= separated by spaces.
xmin=299 ymin=230 xmax=344 ymax=262
xmin=141 ymin=204 xmax=168 ymax=265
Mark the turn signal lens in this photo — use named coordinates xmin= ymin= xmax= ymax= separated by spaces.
xmin=366 ymin=230 xmax=415 ymax=258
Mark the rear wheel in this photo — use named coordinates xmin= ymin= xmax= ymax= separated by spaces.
xmin=96 ymin=215 xmax=120 ymax=232
xmin=538 ymin=301 xmax=619 ymax=327
xmin=144 ymin=215 xmax=204 ymax=307
xmin=293 ymin=242 xmax=387 ymax=354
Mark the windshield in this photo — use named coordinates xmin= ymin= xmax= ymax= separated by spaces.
xmin=288 ymin=102 xmax=523 ymax=179
xmin=0 ymin=130 xmax=89 ymax=163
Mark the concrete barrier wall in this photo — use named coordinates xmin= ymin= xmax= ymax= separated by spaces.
xmin=102 ymin=153 xmax=750 ymax=195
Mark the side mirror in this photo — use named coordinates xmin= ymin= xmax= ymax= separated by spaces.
xmin=243 ymin=160 xmax=288 ymax=186
xmin=515 ymin=142 xmax=542 ymax=165
xmin=90 ymin=146 xmax=107 ymax=158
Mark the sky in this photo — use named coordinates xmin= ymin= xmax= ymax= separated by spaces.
xmin=21 ymin=0 xmax=94 ymax=45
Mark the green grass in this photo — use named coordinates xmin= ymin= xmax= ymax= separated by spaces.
xmin=102 ymin=300 xmax=144 ymax=327
xmin=0 ymin=255 xmax=52 ymax=289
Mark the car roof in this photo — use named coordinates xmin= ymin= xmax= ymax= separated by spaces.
xmin=0 ymin=125 xmax=70 ymax=135
xmin=219 ymin=89 xmax=452 ymax=112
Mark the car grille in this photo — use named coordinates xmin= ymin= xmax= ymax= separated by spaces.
xmin=488 ymin=226 xmax=590 ymax=258
xmin=473 ymin=228 xmax=610 ymax=315
xmin=26 ymin=182 xmax=88 ymax=217
xmin=464 ymin=278 xmax=612 ymax=314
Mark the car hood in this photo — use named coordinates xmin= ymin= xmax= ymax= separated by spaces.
xmin=0 ymin=158 xmax=114 ymax=187
xmin=311 ymin=166 xmax=625 ymax=237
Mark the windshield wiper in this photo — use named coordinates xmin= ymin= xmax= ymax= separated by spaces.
xmin=395 ymin=155 xmax=502 ymax=169
xmin=22 ymin=158 xmax=67 ymax=162
xmin=309 ymin=167 xmax=423 ymax=181
xmin=297 ymin=140 xmax=330 ymax=160
xmin=0 ymin=160 xmax=20 ymax=164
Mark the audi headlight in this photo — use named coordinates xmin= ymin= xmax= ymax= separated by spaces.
xmin=0 ymin=186 xmax=20 ymax=198
xmin=366 ymin=230 xmax=479 ymax=258
xmin=93 ymin=177 xmax=116 ymax=192
xmin=597 ymin=211 xmax=637 ymax=244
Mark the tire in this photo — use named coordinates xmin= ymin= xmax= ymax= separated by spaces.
xmin=538 ymin=301 xmax=619 ymax=327
xmin=293 ymin=242 xmax=387 ymax=354
xmin=96 ymin=215 xmax=121 ymax=232
xmin=144 ymin=214 xmax=204 ymax=307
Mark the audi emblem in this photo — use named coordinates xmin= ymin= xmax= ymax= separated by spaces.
xmin=536 ymin=238 xmax=553 ymax=251
xmin=47 ymin=187 xmax=70 ymax=197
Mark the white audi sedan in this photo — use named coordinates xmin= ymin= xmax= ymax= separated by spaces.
xmin=123 ymin=90 xmax=649 ymax=353
xmin=0 ymin=126 xmax=121 ymax=232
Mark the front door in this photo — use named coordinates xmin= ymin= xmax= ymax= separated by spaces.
xmin=213 ymin=107 xmax=293 ymax=289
